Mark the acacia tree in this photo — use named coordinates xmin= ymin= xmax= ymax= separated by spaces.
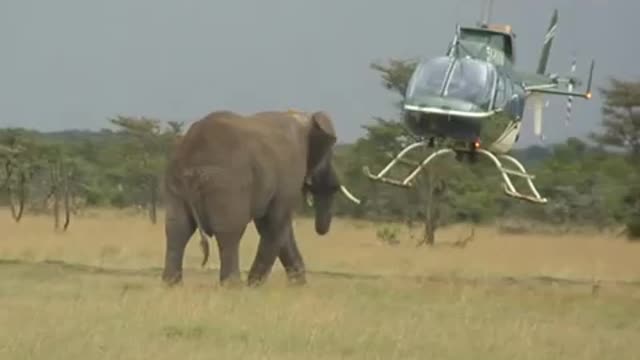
xmin=109 ymin=116 xmax=183 ymax=224
xmin=355 ymin=58 xmax=454 ymax=245
xmin=37 ymin=143 xmax=81 ymax=231
xmin=590 ymin=78 xmax=640 ymax=238
xmin=0 ymin=130 xmax=83 ymax=229
xmin=48 ymin=148 xmax=66 ymax=230
xmin=0 ymin=144 xmax=25 ymax=221
xmin=0 ymin=131 xmax=37 ymax=222
xmin=591 ymin=78 xmax=640 ymax=159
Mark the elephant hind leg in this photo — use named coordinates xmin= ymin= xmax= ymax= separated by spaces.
xmin=199 ymin=197 xmax=250 ymax=287
xmin=162 ymin=197 xmax=196 ymax=286
xmin=214 ymin=226 xmax=247 ymax=287
xmin=249 ymin=215 xmax=293 ymax=287
xmin=278 ymin=225 xmax=306 ymax=286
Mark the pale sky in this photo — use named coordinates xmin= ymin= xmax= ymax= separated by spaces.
xmin=1 ymin=0 xmax=637 ymax=147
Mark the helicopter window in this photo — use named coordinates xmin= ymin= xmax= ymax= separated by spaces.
xmin=458 ymin=30 xmax=511 ymax=65
xmin=460 ymin=30 xmax=506 ymax=49
xmin=405 ymin=57 xmax=452 ymax=98
xmin=444 ymin=58 xmax=496 ymax=111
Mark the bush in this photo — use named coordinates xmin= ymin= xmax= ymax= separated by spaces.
xmin=624 ymin=181 xmax=640 ymax=240
xmin=626 ymin=214 xmax=640 ymax=240
xmin=376 ymin=224 xmax=401 ymax=246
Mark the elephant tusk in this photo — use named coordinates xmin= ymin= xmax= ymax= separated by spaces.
xmin=305 ymin=193 xmax=314 ymax=207
xmin=340 ymin=185 xmax=361 ymax=205
xmin=304 ymin=186 xmax=361 ymax=206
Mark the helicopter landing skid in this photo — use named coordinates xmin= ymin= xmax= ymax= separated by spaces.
xmin=362 ymin=141 xmax=548 ymax=204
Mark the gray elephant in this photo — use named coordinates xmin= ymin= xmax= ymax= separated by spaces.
xmin=161 ymin=109 xmax=360 ymax=287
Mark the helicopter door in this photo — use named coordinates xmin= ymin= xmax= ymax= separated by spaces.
xmin=493 ymin=73 xmax=524 ymax=119
xmin=493 ymin=75 xmax=505 ymax=108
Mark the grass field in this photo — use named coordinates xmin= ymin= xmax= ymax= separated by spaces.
xmin=1 ymin=208 xmax=640 ymax=359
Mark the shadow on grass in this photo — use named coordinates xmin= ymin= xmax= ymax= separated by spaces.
xmin=2 ymin=258 xmax=640 ymax=291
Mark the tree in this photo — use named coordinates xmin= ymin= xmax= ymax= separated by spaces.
xmin=109 ymin=116 xmax=182 ymax=223
xmin=0 ymin=144 xmax=27 ymax=222
xmin=0 ymin=130 xmax=39 ymax=222
xmin=46 ymin=146 xmax=69 ymax=231
xmin=590 ymin=78 xmax=640 ymax=238
xmin=590 ymin=78 xmax=640 ymax=160
xmin=370 ymin=58 xmax=418 ymax=104
xmin=350 ymin=58 xmax=454 ymax=245
xmin=623 ymin=178 xmax=640 ymax=239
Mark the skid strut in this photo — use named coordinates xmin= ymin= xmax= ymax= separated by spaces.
xmin=363 ymin=142 xmax=548 ymax=204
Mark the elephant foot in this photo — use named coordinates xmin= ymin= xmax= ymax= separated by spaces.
xmin=287 ymin=276 xmax=306 ymax=287
xmin=219 ymin=274 xmax=243 ymax=289
xmin=247 ymin=262 xmax=273 ymax=287
xmin=247 ymin=277 xmax=264 ymax=287
xmin=247 ymin=273 xmax=269 ymax=287
xmin=161 ymin=271 xmax=183 ymax=287
xmin=286 ymin=270 xmax=307 ymax=286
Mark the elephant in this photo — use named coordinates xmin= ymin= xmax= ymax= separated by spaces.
xmin=161 ymin=109 xmax=360 ymax=287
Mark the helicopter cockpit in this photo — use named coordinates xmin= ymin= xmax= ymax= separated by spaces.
xmin=404 ymin=56 xmax=498 ymax=116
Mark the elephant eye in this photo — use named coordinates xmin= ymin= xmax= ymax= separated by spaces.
xmin=305 ymin=166 xmax=341 ymax=195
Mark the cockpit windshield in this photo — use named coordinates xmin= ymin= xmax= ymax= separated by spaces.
xmin=445 ymin=58 xmax=496 ymax=109
xmin=405 ymin=57 xmax=452 ymax=98
xmin=405 ymin=57 xmax=497 ymax=112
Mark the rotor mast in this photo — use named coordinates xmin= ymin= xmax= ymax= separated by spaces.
xmin=481 ymin=0 xmax=494 ymax=26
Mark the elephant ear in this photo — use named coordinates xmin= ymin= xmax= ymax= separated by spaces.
xmin=307 ymin=111 xmax=337 ymax=172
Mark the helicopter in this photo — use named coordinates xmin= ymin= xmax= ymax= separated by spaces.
xmin=363 ymin=8 xmax=594 ymax=204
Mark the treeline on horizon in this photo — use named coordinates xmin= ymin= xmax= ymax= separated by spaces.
xmin=1 ymin=60 xmax=639 ymax=240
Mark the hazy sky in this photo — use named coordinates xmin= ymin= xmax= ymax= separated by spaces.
xmin=1 ymin=0 xmax=637 ymax=147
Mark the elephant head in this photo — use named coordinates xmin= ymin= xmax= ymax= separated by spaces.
xmin=301 ymin=111 xmax=345 ymax=235
xmin=302 ymin=111 xmax=339 ymax=234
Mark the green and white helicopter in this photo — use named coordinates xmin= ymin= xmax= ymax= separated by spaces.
xmin=363 ymin=8 xmax=594 ymax=204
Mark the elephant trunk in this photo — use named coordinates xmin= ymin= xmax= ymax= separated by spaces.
xmin=313 ymin=184 xmax=361 ymax=234
xmin=313 ymin=194 xmax=334 ymax=235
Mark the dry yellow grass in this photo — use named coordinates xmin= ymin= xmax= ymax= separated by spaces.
xmin=2 ymin=208 xmax=639 ymax=281
xmin=1 ymin=208 xmax=640 ymax=359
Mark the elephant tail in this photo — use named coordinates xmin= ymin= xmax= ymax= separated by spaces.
xmin=186 ymin=200 xmax=210 ymax=268
xmin=178 ymin=175 xmax=211 ymax=268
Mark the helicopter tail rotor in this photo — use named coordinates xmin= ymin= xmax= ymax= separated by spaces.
xmin=528 ymin=54 xmax=594 ymax=142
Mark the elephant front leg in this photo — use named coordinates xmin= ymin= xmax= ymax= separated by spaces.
xmin=278 ymin=225 xmax=306 ymax=286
